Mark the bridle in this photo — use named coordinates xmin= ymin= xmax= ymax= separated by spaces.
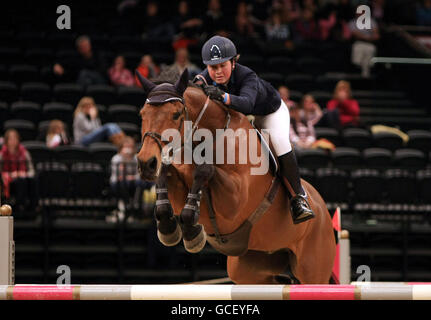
xmin=141 ymin=88 xmax=231 ymax=162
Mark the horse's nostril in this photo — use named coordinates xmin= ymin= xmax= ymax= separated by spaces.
xmin=148 ymin=156 xmax=158 ymax=171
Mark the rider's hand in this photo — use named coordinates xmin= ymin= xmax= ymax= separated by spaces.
xmin=204 ymin=85 xmax=225 ymax=103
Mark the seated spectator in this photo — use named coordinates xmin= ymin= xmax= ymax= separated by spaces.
xmin=46 ymin=120 xmax=70 ymax=148
xmin=164 ymin=48 xmax=201 ymax=80
xmin=278 ymin=85 xmax=297 ymax=109
xmin=289 ymin=104 xmax=316 ymax=150
xmin=135 ymin=55 xmax=160 ymax=85
xmin=348 ymin=12 xmax=380 ymax=77
xmin=301 ymin=93 xmax=340 ymax=129
xmin=110 ymin=136 xmax=151 ymax=212
xmin=73 ymin=97 xmax=125 ymax=148
xmin=318 ymin=4 xmax=351 ymax=41
xmin=235 ymin=1 xmax=256 ymax=38
xmin=417 ymin=0 xmax=431 ymax=26
xmin=265 ymin=9 xmax=292 ymax=43
xmin=108 ymin=55 xmax=135 ymax=87
xmin=293 ymin=7 xmax=321 ymax=42
xmin=0 ymin=129 xmax=36 ymax=213
xmin=53 ymin=35 xmax=107 ymax=86
xmin=173 ymin=0 xmax=203 ymax=39
xmin=327 ymin=81 xmax=360 ymax=128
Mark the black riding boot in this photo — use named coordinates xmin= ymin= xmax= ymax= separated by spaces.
xmin=278 ymin=150 xmax=315 ymax=224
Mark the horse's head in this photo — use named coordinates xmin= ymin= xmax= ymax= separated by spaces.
xmin=136 ymin=68 xmax=189 ymax=181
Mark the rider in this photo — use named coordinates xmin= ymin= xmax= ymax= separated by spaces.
xmin=195 ymin=35 xmax=315 ymax=224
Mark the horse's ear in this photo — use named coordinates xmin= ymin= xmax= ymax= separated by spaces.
xmin=135 ymin=70 xmax=156 ymax=93
xmin=175 ymin=68 xmax=189 ymax=96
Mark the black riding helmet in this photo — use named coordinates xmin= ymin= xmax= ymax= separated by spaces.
xmin=201 ymin=35 xmax=237 ymax=65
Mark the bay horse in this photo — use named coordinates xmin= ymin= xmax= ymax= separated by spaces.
xmin=136 ymin=69 xmax=336 ymax=284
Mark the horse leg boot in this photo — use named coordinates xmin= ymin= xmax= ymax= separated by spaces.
xmin=180 ymin=164 xmax=215 ymax=253
xmin=154 ymin=164 xmax=182 ymax=246
xmin=278 ymin=150 xmax=315 ymax=224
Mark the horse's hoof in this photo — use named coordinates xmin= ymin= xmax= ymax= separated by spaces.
xmin=183 ymin=226 xmax=207 ymax=253
xmin=157 ymin=222 xmax=182 ymax=247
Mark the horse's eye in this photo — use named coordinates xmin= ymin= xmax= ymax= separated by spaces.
xmin=173 ymin=111 xmax=182 ymax=120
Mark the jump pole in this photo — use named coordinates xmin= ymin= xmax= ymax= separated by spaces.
xmin=0 ymin=191 xmax=14 ymax=285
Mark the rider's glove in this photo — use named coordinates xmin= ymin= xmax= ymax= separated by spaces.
xmin=204 ymin=85 xmax=225 ymax=103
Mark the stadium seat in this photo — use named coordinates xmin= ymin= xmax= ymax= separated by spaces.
xmin=118 ymin=122 xmax=140 ymax=140
xmin=342 ymin=127 xmax=373 ymax=150
xmin=10 ymin=101 xmax=41 ymax=124
xmin=71 ymin=162 xmax=105 ymax=198
xmin=22 ymin=141 xmax=54 ymax=164
xmin=3 ymin=119 xmax=36 ymax=141
xmin=308 ymin=91 xmax=332 ymax=108
xmin=266 ymin=56 xmax=293 ymax=74
xmin=117 ymin=86 xmax=146 ymax=107
xmin=296 ymin=57 xmax=326 ymax=76
xmin=36 ymin=161 xmax=71 ymax=198
xmin=314 ymin=168 xmax=350 ymax=203
xmin=53 ymin=83 xmax=84 ymax=106
xmin=372 ymin=131 xmax=404 ymax=151
xmin=42 ymin=102 xmax=74 ymax=127
xmin=393 ymin=149 xmax=427 ymax=167
xmin=0 ymin=81 xmax=19 ymax=103
xmin=315 ymin=127 xmax=342 ymax=146
xmin=86 ymin=84 xmax=116 ymax=106
xmin=24 ymin=48 xmax=53 ymax=67
xmin=299 ymin=167 xmax=315 ymax=186
xmin=363 ymin=148 xmax=393 ymax=167
xmin=20 ymin=82 xmax=51 ymax=104
xmin=89 ymin=143 xmax=118 ymax=165
xmin=331 ymin=147 xmax=363 ymax=166
xmin=258 ymin=73 xmax=285 ymax=89
xmin=53 ymin=145 xmax=92 ymax=163
xmin=407 ymin=130 xmax=431 ymax=153
xmin=417 ymin=169 xmax=431 ymax=204
xmin=285 ymin=74 xmax=314 ymax=93
xmin=0 ymin=102 xmax=8 ymax=131
xmin=123 ymin=51 xmax=142 ymax=70
xmin=108 ymin=104 xmax=139 ymax=126
xmin=0 ymin=47 xmax=23 ymax=65
xmin=384 ymin=169 xmax=417 ymax=203
xmin=9 ymin=65 xmax=40 ymax=85
xmin=296 ymin=148 xmax=330 ymax=167
xmin=351 ymin=169 xmax=385 ymax=203
xmin=239 ymin=55 xmax=265 ymax=74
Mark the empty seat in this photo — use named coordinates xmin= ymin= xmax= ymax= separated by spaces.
xmin=296 ymin=57 xmax=326 ymax=76
xmin=3 ymin=119 xmax=36 ymax=141
xmin=22 ymin=141 xmax=54 ymax=164
xmin=363 ymin=148 xmax=392 ymax=167
xmin=89 ymin=143 xmax=118 ymax=164
xmin=308 ymin=91 xmax=332 ymax=108
xmin=393 ymin=149 xmax=426 ymax=167
xmin=351 ymin=169 xmax=385 ymax=203
xmin=314 ymin=168 xmax=349 ymax=203
xmin=384 ymin=169 xmax=417 ymax=203
xmin=407 ymin=130 xmax=431 ymax=153
xmin=417 ymin=169 xmax=431 ymax=203
xmin=20 ymin=82 xmax=51 ymax=104
xmin=342 ymin=127 xmax=373 ymax=150
xmin=24 ymin=48 xmax=53 ymax=67
xmin=86 ymin=85 xmax=116 ymax=106
xmin=372 ymin=131 xmax=404 ymax=151
xmin=71 ymin=162 xmax=105 ymax=198
xmin=299 ymin=167 xmax=315 ymax=185
xmin=258 ymin=73 xmax=285 ymax=89
xmin=285 ymin=74 xmax=314 ymax=92
xmin=36 ymin=161 xmax=70 ymax=198
xmin=117 ymin=86 xmax=146 ymax=107
xmin=315 ymin=127 xmax=342 ymax=146
xmin=0 ymin=81 xmax=18 ymax=103
xmin=10 ymin=101 xmax=41 ymax=124
xmin=53 ymin=145 xmax=91 ymax=163
xmin=266 ymin=56 xmax=293 ymax=74
xmin=0 ymin=102 xmax=8 ymax=130
xmin=108 ymin=104 xmax=139 ymax=125
xmin=42 ymin=102 xmax=73 ymax=127
xmin=331 ymin=147 xmax=362 ymax=166
xmin=296 ymin=148 xmax=330 ymax=167
xmin=9 ymin=65 xmax=39 ymax=84
xmin=239 ymin=55 xmax=265 ymax=74
xmin=53 ymin=83 xmax=84 ymax=106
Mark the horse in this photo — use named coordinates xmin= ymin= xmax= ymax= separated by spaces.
xmin=136 ymin=69 xmax=336 ymax=284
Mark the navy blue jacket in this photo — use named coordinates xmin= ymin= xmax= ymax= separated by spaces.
xmin=200 ymin=63 xmax=281 ymax=116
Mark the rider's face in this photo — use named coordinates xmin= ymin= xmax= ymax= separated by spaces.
xmin=207 ymin=61 xmax=233 ymax=85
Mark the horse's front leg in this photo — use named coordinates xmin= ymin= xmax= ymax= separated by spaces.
xmin=154 ymin=164 xmax=182 ymax=246
xmin=180 ymin=163 xmax=215 ymax=253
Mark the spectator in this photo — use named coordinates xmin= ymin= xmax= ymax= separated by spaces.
xmin=278 ymin=85 xmax=297 ymax=109
xmin=417 ymin=0 xmax=431 ymax=26
xmin=0 ymin=129 xmax=36 ymax=213
xmin=301 ymin=93 xmax=340 ymax=129
xmin=327 ymin=80 xmax=360 ymax=127
xmin=46 ymin=120 xmax=70 ymax=148
xmin=265 ymin=9 xmax=292 ymax=42
xmin=348 ymin=11 xmax=380 ymax=77
xmin=318 ymin=4 xmax=350 ymax=41
xmin=135 ymin=55 xmax=160 ymax=85
xmin=142 ymin=1 xmax=175 ymax=42
xmin=108 ymin=55 xmax=135 ymax=87
xmin=173 ymin=0 xmax=203 ymax=39
xmin=289 ymin=104 xmax=316 ymax=150
xmin=202 ymin=0 xmax=231 ymax=36
xmin=73 ymin=97 xmax=125 ymax=147
xmin=235 ymin=1 xmax=256 ymax=37
xmin=165 ymin=48 xmax=201 ymax=80
xmin=293 ymin=7 xmax=321 ymax=42
xmin=53 ymin=35 xmax=107 ymax=86
xmin=110 ymin=136 xmax=150 ymax=212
